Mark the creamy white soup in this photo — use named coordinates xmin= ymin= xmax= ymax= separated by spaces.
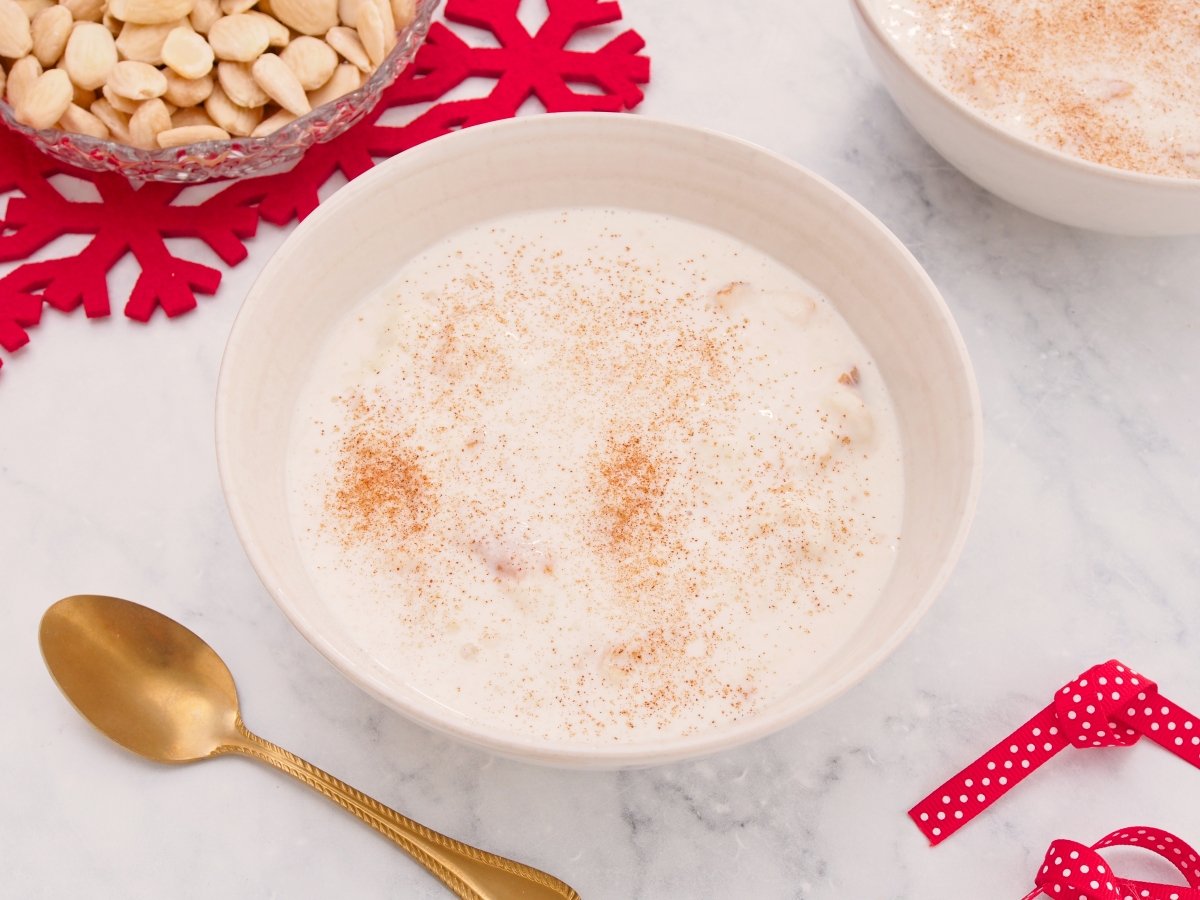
xmin=288 ymin=207 xmax=903 ymax=743
xmin=871 ymin=0 xmax=1200 ymax=179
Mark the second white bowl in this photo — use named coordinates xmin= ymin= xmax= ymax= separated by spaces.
xmin=850 ymin=0 xmax=1200 ymax=235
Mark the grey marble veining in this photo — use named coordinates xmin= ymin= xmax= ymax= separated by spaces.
xmin=4 ymin=2 xmax=1200 ymax=897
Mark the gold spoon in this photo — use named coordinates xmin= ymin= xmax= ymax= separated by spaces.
xmin=39 ymin=594 xmax=580 ymax=900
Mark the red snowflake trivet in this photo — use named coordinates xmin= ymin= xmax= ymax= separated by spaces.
xmin=0 ymin=0 xmax=650 ymax=372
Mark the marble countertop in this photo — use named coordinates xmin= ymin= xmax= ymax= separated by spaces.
xmin=4 ymin=2 xmax=1200 ymax=897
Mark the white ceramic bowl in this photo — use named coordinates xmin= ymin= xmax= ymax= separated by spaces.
xmin=216 ymin=114 xmax=981 ymax=768
xmin=849 ymin=0 xmax=1200 ymax=235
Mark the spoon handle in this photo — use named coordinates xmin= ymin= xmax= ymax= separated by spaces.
xmin=225 ymin=719 xmax=580 ymax=900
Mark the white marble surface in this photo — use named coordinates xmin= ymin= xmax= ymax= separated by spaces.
xmin=4 ymin=2 xmax=1200 ymax=897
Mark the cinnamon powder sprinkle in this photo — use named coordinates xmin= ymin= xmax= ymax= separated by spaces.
xmin=895 ymin=0 xmax=1200 ymax=177
xmin=595 ymin=434 xmax=670 ymax=555
xmin=328 ymin=398 xmax=436 ymax=545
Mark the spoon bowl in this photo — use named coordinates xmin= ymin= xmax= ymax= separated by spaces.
xmin=39 ymin=595 xmax=579 ymax=900
xmin=40 ymin=595 xmax=237 ymax=763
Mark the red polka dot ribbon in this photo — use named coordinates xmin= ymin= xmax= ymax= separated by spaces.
xmin=1019 ymin=827 xmax=1200 ymax=900
xmin=910 ymin=660 xmax=1200 ymax=845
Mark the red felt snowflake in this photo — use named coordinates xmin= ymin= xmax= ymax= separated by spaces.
xmin=0 ymin=0 xmax=649 ymax=371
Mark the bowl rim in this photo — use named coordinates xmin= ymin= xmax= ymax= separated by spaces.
xmin=849 ymin=0 xmax=1200 ymax=190
xmin=215 ymin=112 xmax=984 ymax=767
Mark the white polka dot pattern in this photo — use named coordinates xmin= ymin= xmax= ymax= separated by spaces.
xmin=1021 ymin=828 xmax=1200 ymax=900
xmin=910 ymin=660 xmax=1200 ymax=845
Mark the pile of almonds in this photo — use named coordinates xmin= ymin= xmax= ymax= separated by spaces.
xmin=0 ymin=0 xmax=415 ymax=149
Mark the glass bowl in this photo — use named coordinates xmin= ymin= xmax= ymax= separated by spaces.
xmin=0 ymin=0 xmax=440 ymax=184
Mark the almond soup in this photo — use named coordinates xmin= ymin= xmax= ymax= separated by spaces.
xmin=287 ymin=207 xmax=904 ymax=742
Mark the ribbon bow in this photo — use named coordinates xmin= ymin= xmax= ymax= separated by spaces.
xmin=1051 ymin=659 xmax=1150 ymax=749
xmin=1021 ymin=827 xmax=1200 ymax=900
xmin=910 ymin=660 xmax=1200 ymax=845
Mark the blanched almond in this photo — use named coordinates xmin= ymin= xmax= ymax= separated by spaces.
xmin=390 ymin=0 xmax=413 ymax=29
xmin=204 ymin=81 xmax=259 ymax=134
xmin=0 ymin=0 xmax=34 ymax=58
xmin=128 ymin=95 xmax=170 ymax=147
xmin=59 ymin=0 xmax=104 ymax=22
xmin=306 ymin=58 xmax=357 ymax=106
xmin=187 ymin=0 xmax=220 ymax=33
xmin=14 ymin=0 xmax=53 ymax=17
xmin=15 ymin=67 xmax=72 ymax=129
xmin=101 ymin=81 xmax=138 ymax=111
xmin=108 ymin=0 xmax=196 ymax=26
xmin=63 ymin=21 xmax=116 ymax=90
xmin=157 ymin=123 xmax=229 ymax=146
xmin=106 ymin=59 xmax=167 ymax=99
xmin=163 ymin=68 xmax=212 ymax=105
xmin=31 ymin=5 xmax=72 ymax=67
xmin=355 ymin=0 xmax=384 ymax=67
xmin=250 ymin=106 xmax=293 ymax=136
xmin=57 ymin=100 xmax=108 ymax=137
xmin=279 ymin=34 xmax=334 ymax=90
xmin=6 ymin=55 xmax=42 ymax=107
xmin=216 ymin=59 xmax=266 ymax=106
xmin=101 ymin=9 xmax=120 ymax=34
xmin=218 ymin=0 xmax=255 ymax=12
xmin=269 ymin=0 xmax=335 ymax=36
xmin=366 ymin=0 xmax=393 ymax=52
xmin=324 ymin=25 xmax=368 ymax=71
xmin=161 ymin=25 xmax=212 ymax=77
xmin=251 ymin=51 xmax=308 ymax=114
xmin=89 ymin=96 xmax=130 ymax=140
xmin=207 ymin=13 xmax=268 ymax=61
xmin=115 ymin=20 xmax=184 ymax=64
xmin=170 ymin=104 xmax=212 ymax=126
xmin=336 ymin=0 xmax=358 ymax=26
xmin=243 ymin=9 xmax=286 ymax=45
